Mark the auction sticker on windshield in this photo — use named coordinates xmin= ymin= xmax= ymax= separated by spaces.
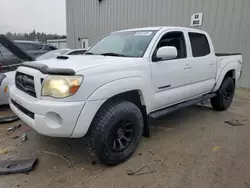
xmin=135 ymin=32 xmax=152 ymax=36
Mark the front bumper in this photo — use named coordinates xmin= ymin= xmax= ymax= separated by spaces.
xmin=0 ymin=86 xmax=9 ymax=105
xmin=9 ymin=86 xmax=85 ymax=137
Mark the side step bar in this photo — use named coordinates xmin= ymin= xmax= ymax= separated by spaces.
xmin=149 ymin=93 xmax=216 ymax=119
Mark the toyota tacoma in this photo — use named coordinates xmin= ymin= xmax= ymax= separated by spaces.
xmin=9 ymin=27 xmax=242 ymax=165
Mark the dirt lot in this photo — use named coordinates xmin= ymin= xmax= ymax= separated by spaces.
xmin=1 ymin=89 xmax=250 ymax=188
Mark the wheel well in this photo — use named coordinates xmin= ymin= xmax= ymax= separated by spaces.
xmin=96 ymin=90 xmax=150 ymax=138
xmin=225 ymin=70 xmax=236 ymax=83
xmin=104 ymin=90 xmax=143 ymax=106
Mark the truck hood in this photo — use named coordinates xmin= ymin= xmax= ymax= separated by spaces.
xmin=35 ymin=55 xmax=138 ymax=72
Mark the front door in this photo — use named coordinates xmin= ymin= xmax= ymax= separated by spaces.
xmin=151 ymin=31 xmax=194 ymax=111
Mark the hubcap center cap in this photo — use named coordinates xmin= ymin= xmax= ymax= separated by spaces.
xmin=117 ymin=129 xmax=124 ymax=138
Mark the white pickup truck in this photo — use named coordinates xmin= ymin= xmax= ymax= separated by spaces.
xmin=9 ymin=27 xmax=242 ymax=165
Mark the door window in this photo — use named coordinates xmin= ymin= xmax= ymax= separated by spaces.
xmin=188 ymin=33 xmax=210 ymax=57
xmin=153 ymin=32 xmax=187 ymax=61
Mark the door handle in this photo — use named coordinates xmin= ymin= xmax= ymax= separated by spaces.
xmin=209 ymin=61 xmax=215 ymax=66
xmin=184 ymin=65 xmax=192 ymax=69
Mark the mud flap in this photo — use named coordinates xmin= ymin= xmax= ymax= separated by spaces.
xmin=141 ymin=105 xmax=150 ymax=138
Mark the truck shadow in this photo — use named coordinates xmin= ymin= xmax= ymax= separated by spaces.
xmin=149 ymin=104 xmax=215 ymax=131
xmin=34 ymin=104 xmax=215 ymax=166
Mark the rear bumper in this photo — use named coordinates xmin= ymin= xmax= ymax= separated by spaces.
xmin=9 ymin=86 xmax=85 ymax=137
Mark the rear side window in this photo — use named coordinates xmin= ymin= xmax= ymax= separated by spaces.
xmin=188 ymin=33 xmax=210 ymax=57
xmin=17 ymin=43 xmax=43 ymax=51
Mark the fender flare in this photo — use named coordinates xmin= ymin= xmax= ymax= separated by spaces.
xmin=88 ymin=77 xmax=152 ymax=113
xmin=212 ymin=63 xmax=237 ymax=92
xmin=71 ymin=77 xmax=151 ymax=138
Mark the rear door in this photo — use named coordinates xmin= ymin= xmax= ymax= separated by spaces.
xmin=187 ymin=32 xmax=217 ymax=95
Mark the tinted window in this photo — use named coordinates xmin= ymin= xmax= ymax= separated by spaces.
xmin=0 ymin=44 xmax=22 ymax=72
xmin=154 ymin=31 xmax=187 ymax=60
xmin=0 ymin=45 xmax=10 ymax=53
xmin=17 ymin=42 xmax=43 ymax=51
xmin=0 ymin=44 xmax=20 ymax=60
xmin=189 ymin=33 xmax=210 ymax=57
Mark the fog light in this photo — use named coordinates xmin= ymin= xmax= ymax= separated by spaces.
xmin=44 ymin=112 xmax=63 ymax=129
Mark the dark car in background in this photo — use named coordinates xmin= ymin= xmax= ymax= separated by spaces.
xmin=0 ymin=35 xmax=86 ymax=105
xmin=0 ymin=40 xmax=57 ymax=73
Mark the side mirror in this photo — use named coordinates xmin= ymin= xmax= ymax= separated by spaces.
xmin=156 ymin=46 xmax=178 ymax=61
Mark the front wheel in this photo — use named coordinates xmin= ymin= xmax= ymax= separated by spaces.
xmin=211 ymin=77 xmax=235 ymax=111
xmin=87 ymin=101 xmax=144 ymax=166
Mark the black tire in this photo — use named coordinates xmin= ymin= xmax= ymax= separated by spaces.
xmin=211 ymin=77 xmax=235 ymax=111
xmin=87 ymin=100 xmax=144 ymax=166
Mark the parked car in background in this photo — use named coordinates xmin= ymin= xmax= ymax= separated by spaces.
xmin=0 ymin=40 xmax=57 ymax=73
xmin=0 ymin=36 xmax=86 ymax=105
xmin=0 ymin=34 xmax=35 ymax=105
xmin=15 ymin=40 xmax=57 ymax=57
xmin=0 ymin=71 xmax=15 ymax=105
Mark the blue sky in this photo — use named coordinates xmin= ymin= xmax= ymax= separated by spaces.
xmin=0 ymin=0 xmax=66 ymax=34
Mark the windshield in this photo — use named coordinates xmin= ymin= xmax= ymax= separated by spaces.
xmin=87 ymin=30 xmax=157 ymax=57
xmin=0 ymin=45 xmax=11 ymax=53
xmin=17 ymin=42 xmax=44 ymax=51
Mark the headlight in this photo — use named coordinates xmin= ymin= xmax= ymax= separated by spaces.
xmin=42 ymin=75 xmax=83 ymax=98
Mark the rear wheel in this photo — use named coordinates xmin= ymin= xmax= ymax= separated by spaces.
xmin=87 ymin=101 xmax=144 ymax=166
xmin=211 ymin=77 xmax=235 ymax=111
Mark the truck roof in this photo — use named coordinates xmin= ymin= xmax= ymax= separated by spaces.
xmin=116 ymin=26 xmax=205 ymax=33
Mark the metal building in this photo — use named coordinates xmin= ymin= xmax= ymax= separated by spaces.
xmin=66 ymin=0 xmax=250 ymax=88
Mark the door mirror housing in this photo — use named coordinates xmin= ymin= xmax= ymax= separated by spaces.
xmin=156 ymin=46 xmax=178 ymax=61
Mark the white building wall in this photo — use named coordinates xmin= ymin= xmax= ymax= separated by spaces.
xmin=66 ymin=0 xmax=250 ymax=88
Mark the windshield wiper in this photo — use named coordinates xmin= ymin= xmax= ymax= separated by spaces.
xmin=100 ymin=52 xmax=125 ymax=57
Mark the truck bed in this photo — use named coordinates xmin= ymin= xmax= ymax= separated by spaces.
xmin=215 ymin=53 xmax=242 ymax=83
xmin=216 ymin=53 xmax=241 ymax=56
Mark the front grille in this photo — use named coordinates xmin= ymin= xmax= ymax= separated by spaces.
xmin=15 ymin=72 xmax=36 ymax=98
xmin=11 ymin=99 xmax=34 ymax=119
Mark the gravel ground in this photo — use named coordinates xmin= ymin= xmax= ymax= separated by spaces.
xmin=0 ymin=89 xmax=250 ymax=188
